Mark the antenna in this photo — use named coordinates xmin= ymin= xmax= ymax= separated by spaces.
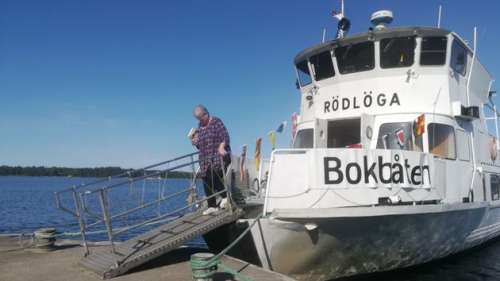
xmin=341 ymin=0 xmax=345 ymax=16
xmin=437 ymin=5 xmax=442 ymax=28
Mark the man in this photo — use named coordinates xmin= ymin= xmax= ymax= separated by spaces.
xmin=190 ymin=105 xmax=231 ymax=214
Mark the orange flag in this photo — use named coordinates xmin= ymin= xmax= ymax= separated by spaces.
xmin=239 ymin=145 xmax=247 ymax=182
xmin=255 ymin=138 xmax=262 ymax=172
xmin=414 ymin=114 xmax=425 ymax=137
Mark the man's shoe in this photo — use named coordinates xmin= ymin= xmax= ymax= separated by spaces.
xmin=219 ymin=198 xmax=228 ymax=209
xmin=202 ymin=207 xmax=219 ymax=215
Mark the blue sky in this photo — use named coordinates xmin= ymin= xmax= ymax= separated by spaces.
xmin=1 ymin=0 xmax=499 ymax=168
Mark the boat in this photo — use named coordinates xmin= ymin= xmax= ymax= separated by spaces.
xmin=217 ymin=4 xmax=500 ymax=281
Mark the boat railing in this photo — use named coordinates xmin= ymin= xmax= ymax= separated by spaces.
xmin=54 ymin=151 xmax=210 ymax=256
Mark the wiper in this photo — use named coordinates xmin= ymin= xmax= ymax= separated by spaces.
xmin=383 ymin=38 xmax=395 ymax=53
xmin=342 ymin=44 xmax=352 ymax=60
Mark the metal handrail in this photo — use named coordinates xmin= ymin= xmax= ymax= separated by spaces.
xmin=54 ymin=152 xmax=199 ymax=218
xmin=112 ymin=188 xmax=228 ymax=237
xmin=54 ymin=151 xmax=202 ymax=256
xmin=86 ymin=161 xmax=198 ymax=195
xmin=55 ymin=152 xmax=199 ymax=194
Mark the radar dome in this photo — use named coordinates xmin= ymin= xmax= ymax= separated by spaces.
xmin=371 ymin=10 xmax=393 ymax=30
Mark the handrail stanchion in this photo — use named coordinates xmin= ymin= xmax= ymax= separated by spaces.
xmin=73 ymin=189 xmax=90 ymax=256
xmin=98 ymin=189 xmax=116 ymax=254
xmin=55 ymin=152 xmax=207 ymax=257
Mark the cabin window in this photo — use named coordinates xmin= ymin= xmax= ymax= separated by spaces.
xmin=450 ymin=40 xmax=468 ymax=76
xmin=296 ymin=60 xmax=312 ymax=86
xmin=380 ymin=36 xmax=416 ymax=68
xmin=310 ymin=51 xmax=335 ymax=81
xmin=335 ymin=42 xmax=374 ymax=74
xmin=428 ymin=123 xmax=456 ymax=159
xmin=420 ymin=37 xmax=447 ymax=66
xmin=293 ymin=129 xmax=314 ymax=148
xmin=491 ymin=175 xmax=500 ymax=201
xmin=456 ymin=129 xmax=471 ymax=161
xmin=376 ymin=122 xmax=423 ymax=151
xmin=327 ymin=119 xmax=360 ymax=148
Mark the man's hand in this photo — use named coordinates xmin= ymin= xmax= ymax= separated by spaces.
xmin=190 ymin=133 xmax=199 ymax=146
xmin=218 ymin=142 xmax=227 ymax=156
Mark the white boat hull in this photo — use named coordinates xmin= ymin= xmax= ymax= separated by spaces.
xmin=243 ymin=203 xmax=498 ymax=281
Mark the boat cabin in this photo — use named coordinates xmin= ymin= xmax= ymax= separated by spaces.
xmin=292 ymin=27 xmax=493 ymax=166
xmin=257 ymin=25 xmax=498 ymax=210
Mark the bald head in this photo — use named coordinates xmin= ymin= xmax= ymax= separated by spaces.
xmin=193 ymin=104 xmax=210 ymax=122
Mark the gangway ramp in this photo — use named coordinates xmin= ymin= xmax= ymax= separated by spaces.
xmin=80 ymin=208 xmax=242 ymax=279
xmin=54 ymin=152 xmax=246 ymax=279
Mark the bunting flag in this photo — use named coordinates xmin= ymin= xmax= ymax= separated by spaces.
xmin=255 ymin=138 xmax=262 ymax=172
xmin=395 ymin=129 xmax=405 ymax=147
xmin=239 ymin=145 xmax=247 ymax=182
xmin=414 ymin=114 xmax=425 ymax=137
xmin=291 ymin=112 xmax=298 ymax=140
xmin=276 ymin=121 xmax=287 ymax=133
xmin=268 ymin=131 xmax=276 ymax=150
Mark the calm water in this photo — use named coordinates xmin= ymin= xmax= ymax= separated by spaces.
xmin=0 ymin=176 xmax=205 ymax=244
xmin=2 ymin=176 xmax=500 ymax=280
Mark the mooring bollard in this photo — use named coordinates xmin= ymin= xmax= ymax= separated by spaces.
xmin=32 ymin=228 xmax=57 ymax=252
xmin=190 ymin=252 xmax=218 ymax=281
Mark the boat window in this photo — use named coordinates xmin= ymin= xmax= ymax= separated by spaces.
xmin=310 ymin=51 xmax=335 ymax=81
xmin=335 ymin=42 xmax=374 ymax=74
xmin=376 ymin=122 xmax=423 ymax=151
xmin=293 ymin=129 xmax=314 ymax=148
xmin=428 ymin=123 xmax=456 ymax=159
xmin=420 ymin=37 xmax=447 ymax=66
xmin=296 ymin=60 xmax=312 ymax=87
xmin=327 ymin=119 xmax=360 ymax=148
xmin=380 ymin=36 xmax=416 ymax=68
xmin=450 ymin=40 xmax=468 ymax=76
xmin=491 ymin=175 xmax=500 ymax=201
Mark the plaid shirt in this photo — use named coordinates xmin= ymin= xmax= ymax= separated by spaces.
xmin=193 ymin=116 xmax=230 ymax=177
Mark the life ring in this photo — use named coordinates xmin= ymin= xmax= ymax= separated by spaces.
xmin=490 ymin=137 xmax=498 ymax=161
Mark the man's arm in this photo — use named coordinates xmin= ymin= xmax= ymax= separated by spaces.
xmin=214 ymin=118 xmax=230 ymax=155
xmin=189 ymin=128 xmax=199 ymax=148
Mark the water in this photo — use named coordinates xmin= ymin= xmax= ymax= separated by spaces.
xmin=2 ymin=176 xmax=500 ymax=280
xmin=0 ymin=175 xmax=206 ymax=245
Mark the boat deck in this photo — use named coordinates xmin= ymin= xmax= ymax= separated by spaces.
xmin=0 ymin=237 xmax=294 ymax=281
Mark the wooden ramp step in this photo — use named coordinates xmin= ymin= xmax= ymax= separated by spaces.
xmin=80 ymin=208 xmax=242 ymax=279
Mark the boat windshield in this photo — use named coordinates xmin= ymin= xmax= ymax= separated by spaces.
xmin=420 ymin=36 xmax=447 ymax=66
xmin=310 ymin=51 xmax=335 ymax=81
xmin=296 ymin=60 xmax=312 ymax=86
xmin=380 ymin=36 xmax=415 ymax=68
xmin=335 ymin=41 xmax=374 ymax=74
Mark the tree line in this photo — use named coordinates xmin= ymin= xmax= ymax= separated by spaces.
xmin=0 ymin=165 xmax=192 ymax=179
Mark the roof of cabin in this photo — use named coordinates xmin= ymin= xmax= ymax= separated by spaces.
xmin=294 ymin=26 xmax=451 ymax=64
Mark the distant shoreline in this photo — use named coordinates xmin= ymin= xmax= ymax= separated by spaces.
xmin=0 ymin=165 xmax=192 ymax=179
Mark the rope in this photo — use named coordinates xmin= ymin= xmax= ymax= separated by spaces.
xmin=191 ymin=214 xmax=264 ymax=281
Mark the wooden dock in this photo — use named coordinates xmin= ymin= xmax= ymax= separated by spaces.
xmin=0 ymin=236 xmax=295 ymax=281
